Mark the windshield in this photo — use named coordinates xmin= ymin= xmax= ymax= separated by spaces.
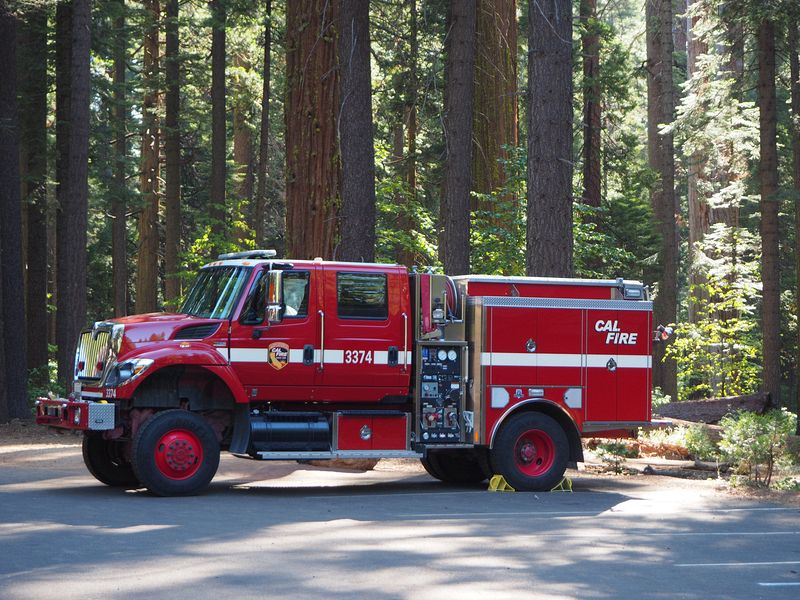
xmin=181 ymin=266 xmax=251 ymax=319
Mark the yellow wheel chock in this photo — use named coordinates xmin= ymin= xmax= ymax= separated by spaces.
xmin=550 ymin=477 xmax=573 ymax=492
xmin=488 ymin=474 xmax=515 ymax=492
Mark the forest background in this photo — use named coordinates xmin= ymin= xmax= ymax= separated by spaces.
xmin=0 ymin=0 xmax=798 ymax=431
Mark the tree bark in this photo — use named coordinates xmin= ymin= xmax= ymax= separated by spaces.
xmin=254 ymin=0 xmax=273 ymax=249
xmin=646 ymin=0 xmax=678 ymax=401
xmin=285 ymin=0 xmax=341 ymax=260
xmin=135 ymin=0 xmax=160 ymax=315
xmin=19 ymin=5 xmax=49 ymax=377
xmin=526 ymin=0 xmax=573 ymax=277
xmin=209 ymin=0 xmax=227 ymax=248
xmin=232 ymin=51 xmax=254 ymax=246
xmin=790 ymin=23 xmax=800 ymax=432
xmin=164 ymin=0 xmax=181 ymax=310
xmin=56 ymin=0 xmax=91 ymax=391
xmin=686 ymin=0 xmax=708 ymax=323
xmin=580 ymin=0 xmax=601 ymax=207
xmin=112 ymin=0 xmax=128 ymax=317
xmin=337 ymin=0 xmax=377 ymax=262
xmin=441 ymin=0 xmax=476 ymax=276
xmin=757 ymin=19 xmax=780 ymax=406
xmin=54 ymin=1 xmax=71 ymax=372
xmin=395 ymin=0 xmax=419 ymax=268
xmin=0 ymin=1 xmax=28 ymax=420
xmin=473 ymin=0 xmax=518 ymax=199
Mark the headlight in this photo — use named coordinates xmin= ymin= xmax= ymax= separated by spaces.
xmin=105 ymin=358 xmax=154 ymax=387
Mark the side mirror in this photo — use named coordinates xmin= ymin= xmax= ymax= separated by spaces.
xmin=653 ymin=324 xmax=674 ymax=342
xmin=266 ymin=270 xmax=284 ymax=324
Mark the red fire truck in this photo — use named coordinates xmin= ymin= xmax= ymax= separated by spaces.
xmin=36 ymin=250 xmax=659 ymax=496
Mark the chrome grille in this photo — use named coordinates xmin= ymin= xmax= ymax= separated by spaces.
xmin=75 ymin=328 xmax=113 ymax=380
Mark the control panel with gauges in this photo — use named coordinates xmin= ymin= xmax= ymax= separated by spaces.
xmin=415 ymin=341 xmax=468 ymax=445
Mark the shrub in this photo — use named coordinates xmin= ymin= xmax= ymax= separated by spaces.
xmin=718 ymin=409 xmax=797 ymax=487
xmin=683 ymin=424 xmax=719 ymax=461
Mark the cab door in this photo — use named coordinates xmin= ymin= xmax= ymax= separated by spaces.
xmin=317 ymin=266 xmax=410 ymax=402
xmin=227 ymin=265 xmax=321 ymax=401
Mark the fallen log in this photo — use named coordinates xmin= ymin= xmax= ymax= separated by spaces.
xmin=654 ymin=392 xmax=771 ymax=424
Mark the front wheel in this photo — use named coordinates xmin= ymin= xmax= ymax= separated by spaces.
xmin=131 ymin=410 xmax=220 ymax=496
xmin=82 ymin=433 xmax=138 ymax=487
xmin=490 ymin=412 xmax=568 ymax=491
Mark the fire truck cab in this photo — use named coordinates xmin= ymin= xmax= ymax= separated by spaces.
xmin=37 ymin=251 xmax=655 ymax=496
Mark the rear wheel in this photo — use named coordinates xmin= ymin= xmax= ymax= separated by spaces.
xmin=82 ymin=433 xmax=138 ymax=487
xmin=421 ymin=449 xmax=489 ymax=485
xmin=490 ymin=412 xmax=568 ymax=491
xmin=132 ymin=410 xmax=220 ymax=496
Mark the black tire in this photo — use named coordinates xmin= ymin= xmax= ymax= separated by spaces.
xmin=490 ymin=412 xmax=568 ymax=491
xmin=82 ymin=433 xmax=139 ymax=487
xmin=422 ymin=449 xmax=489 ymax=485
xmin=131 ymin=410 xmax=220 ymax=496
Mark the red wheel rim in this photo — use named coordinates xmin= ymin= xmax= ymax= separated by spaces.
xmin=154 ymin=429 xmax=203 ymax=480
xmin=513 ymin=429 xmax=555 ymax=476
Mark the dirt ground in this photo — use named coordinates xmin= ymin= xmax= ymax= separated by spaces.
xmin=2 ymin=417 xmax=798 ymax=507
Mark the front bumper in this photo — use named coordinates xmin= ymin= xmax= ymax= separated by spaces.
xmin=35 ymin=397 xmax=116 ymax=431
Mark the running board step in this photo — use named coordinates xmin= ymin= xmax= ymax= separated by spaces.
xmin=254 ymin=450 xmax=423 ymax=460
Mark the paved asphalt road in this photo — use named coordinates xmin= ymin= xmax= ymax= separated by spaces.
xmin=0 ymin=441 xmax=798 ymax=600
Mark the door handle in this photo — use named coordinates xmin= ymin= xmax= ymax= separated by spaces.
xmin=606 ymin=358 xmax=617 ymax=372
xmin=388 ymin=346 xmax=398 ymax=367
xmin=303 ymin=344 xmax=314 ymax=366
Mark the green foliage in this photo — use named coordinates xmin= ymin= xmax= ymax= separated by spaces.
xmin=375 ymin=177 xmax=439 ymax=267
xmin=470 ymin=146 xmax=526 ymax=276
xmin=666 ymin=226 xmax=762 ymax=400
xmin=651 ymin=386 xmax=672 ymax=408
xmin=719 ymin=409 xmax=797 ymax=487
xmin=683 ymin=425 xmax=719 ymax=461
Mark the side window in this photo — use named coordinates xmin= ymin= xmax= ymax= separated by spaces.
xmin=283 ymin=271 xmax=310 ymax=318
xmin=337 ymin=272 xmax=388 ymax=320
xmin=241 ymin=271 xmax=266 ymax=325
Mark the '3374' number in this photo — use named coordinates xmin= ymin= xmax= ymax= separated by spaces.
xmin=344 ymin=350 xmax=373 ymax=364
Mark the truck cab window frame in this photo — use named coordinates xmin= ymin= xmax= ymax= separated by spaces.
xmin=336 ymin=272 xmax=388 ymax=320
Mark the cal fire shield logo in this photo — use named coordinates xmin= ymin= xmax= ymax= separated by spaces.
xmin=267 ymin=342 xmax=290 ymax=370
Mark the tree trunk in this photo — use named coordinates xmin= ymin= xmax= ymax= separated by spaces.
xmin=527 ymin=0 xmax=573 ymax=277
xmin=790 ymin=23 xmax=800 ymax=431
xmin=232 ymin=51 xmax=254 ymax=247
xmin=54 ymin=1 xmax=71 ymax=375
xmin=473 ymin=0 xmax=518 ymax=200
xmin=285 ymin=0 xmax=341 ymax=260
xmin=441 ymin=0 xmax=476 ymax=276
xmin=19 ymin=5 xmax=49 ymax=377
xmin=112 ymin=0 xmax=128 ymax=317
xmin=686 ymin=0 xmax=708 ymax=323
xmin=135 ymin=0 xmax=160 ymax=315
xmin=56 ymin=0 xmax=91 ymax=391
xmin=254 ymin=0 xmax=272 ymax=249
xmin=757 ymin=19 xmax=780 ymax=406
xmin=580 ymin=0 xmax=600 ymax=207
xmin=646 ymin=0 xmax=678 ymax=401
xmin=395 ymin=0 xmax=418 ymax=268
xmin=337 ymin=0 xmax=377 ymax=262
xmin=0 ymin=1 xmax=28 ymax=420
xmin=407 ymin=0 xmax=418 ymax=196
xmin=164 ymin=0 xmax=181 ymax=310
xmin=209 ymin=0 xmax=227 ymax=248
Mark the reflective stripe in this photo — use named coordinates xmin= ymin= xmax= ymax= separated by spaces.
xmin=221 ymin=347 xmax=411 ymax=366
xmin=481 ymin=352 xmax=651 ymax=369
